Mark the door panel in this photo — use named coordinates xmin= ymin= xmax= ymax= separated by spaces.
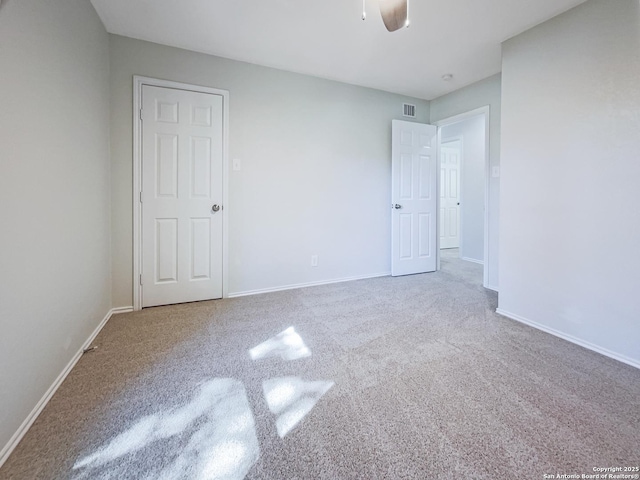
xmin=391 ymin=120 xmax=437 ymax=276
xmin=190 ymin=218 xmax=212 ymax=280
xmin=399 ymin=214 xmax=413 ymax=259
xmin=400 ymin=153 xmax=412 ymax=198
xmin=418 ymin=213 xmax=431 ymax=257
xmin=142 ymin=85 xmax=223 ymax=307
xmin=418 ymin=155 xmax=432 ymax=198
xmin=190 ymin=137 xmax=212 ymax=198
xmin=155 ymin=218 xmax=178 ymax=283
xmin=156 ymin=134 xmax=178 ymax=198
xmin=440 ymin=140 xmax=461 ymax=249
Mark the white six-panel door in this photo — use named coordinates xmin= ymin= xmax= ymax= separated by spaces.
xmin=440 ymin=140 xmax=461 ymax=249
xmin=141 ymin=85 xmax=223 ymax=307
xmin=391 ymin=120 xmax=438 ymax=276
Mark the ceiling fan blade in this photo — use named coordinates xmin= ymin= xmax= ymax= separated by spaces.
xmin=379 ymin=0 xmax=408 ymax=32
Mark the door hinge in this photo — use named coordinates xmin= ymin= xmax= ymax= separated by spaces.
xmin=139 ymin=274 xmax=143 ymax=286
xmin=139 ymin=191 xmax=143 ymax=203
xmin=139 ymin=109 xmax=143 ymax=121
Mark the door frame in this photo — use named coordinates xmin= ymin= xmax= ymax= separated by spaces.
xmin=132 ymin=76 xmax=230 ymax=311
xmin=439 ymin=135 xmax=463 ymax=254
xmin=434 ymin=106 xmax=490 ymax=289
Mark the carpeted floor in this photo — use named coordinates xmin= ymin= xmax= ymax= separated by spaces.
xmin=2 ymin=250 xmax=639 ymax=479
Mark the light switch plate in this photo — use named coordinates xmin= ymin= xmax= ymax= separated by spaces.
xmin=232 ymin=159 xmax=242 ymax=171
xmin=492 ymin=166 xmax=500 ymax=178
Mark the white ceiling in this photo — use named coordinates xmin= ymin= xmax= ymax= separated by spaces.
xmin=91 ymin=0 xmax=587 ymax=100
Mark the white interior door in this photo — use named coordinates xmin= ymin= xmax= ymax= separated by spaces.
xmin=440 ymin=140 xmax=461 ymax=249
xmin=391 ymin=120 xmax=438 ymax=276
xmin=141 ymin=85 xmax=223 ymax=307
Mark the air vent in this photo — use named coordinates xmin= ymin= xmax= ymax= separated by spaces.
xmin=403 ymin=103 xmax=416 ymax=118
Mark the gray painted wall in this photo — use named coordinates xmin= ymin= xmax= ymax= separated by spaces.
xmin=499 ymin=0 xmax=640 ymax=364
xmin=0 ymin=0 xmax=111 ymax=454
xmin=430 ymin=74 xmax=501 ymax=290
xmin=109 ymin=35 xmax=430 ymax=305
xmin=441 ymin=115 xmax=485 ymax=263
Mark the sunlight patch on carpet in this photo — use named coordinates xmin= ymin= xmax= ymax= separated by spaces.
xmin=73 ymin=379 xmax=259 ymax=480
xmin=249 ymin=326 xmax=311 ymax=361
xmin=263 ymin=377 xmax=334 ymax=438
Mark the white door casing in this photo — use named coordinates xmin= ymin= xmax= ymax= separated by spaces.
xmin=391 ymin=120 xmax=438 ymax=276
xmin=434 ymin=105 xmax=491 ymax=290
xmin=141 ymin=85 xmax=224 ymax=307
xmin=440 ymin=139 xmax=461 ymax=249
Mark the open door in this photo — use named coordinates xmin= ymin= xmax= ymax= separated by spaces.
xmin=440 ymin=139 xmax=461 ymax=249
xmin=391 ymin=120 xmax=438 ymax=276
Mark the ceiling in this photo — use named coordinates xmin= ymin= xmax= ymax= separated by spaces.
xmin=90 ymin=0 xmax=587 ymax=100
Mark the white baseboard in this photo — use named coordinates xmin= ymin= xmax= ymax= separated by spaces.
xmin=228 ymin=272 xmax=391 ymax=298
xmin=461 ymin=256 xmax=484 ymax=265
xmin=110 ymin=306 xmax=133 ymax=315
xmin=496 ymin=308 xmax=640 ymax=370
xmin=0 ymin=306 xmax=132 ymax=468
xmin=484 ymin=283 xmax=499 ymax=292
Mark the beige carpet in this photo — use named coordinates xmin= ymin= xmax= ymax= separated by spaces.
xmin=2 ymin=250 xmax=639 ymax=479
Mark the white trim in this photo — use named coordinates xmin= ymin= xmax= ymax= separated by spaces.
xmin=435 ymin=129 xmax=442 ymax=271
xmin=434 ymin=106 xmax=492 ymax=291
xmin=461 ymin=256 xmax=484 ymax=265
xmin=485 ymin=284 xmax=499 ymax=292
xmin=0 ymin=307 xmax=130 ymax=468
xmin=111 ymin=306 xmax=134 ymax=315
xmin=496 ymin=308 xmax=640 ymax=370
xmin=133 ymin=76 xmax=230 ymax=310
xmin=228 ymin=272 xmax=391 ymax=298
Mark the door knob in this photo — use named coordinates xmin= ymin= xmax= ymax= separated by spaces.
xmin=212 ymin=204 xmax=220 ymax=212
xmin=393 ymin=204 xmax=402 ymax=209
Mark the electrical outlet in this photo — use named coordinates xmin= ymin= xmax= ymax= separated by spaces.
xmin=311 ymin=255 xmax=318 ymax=267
